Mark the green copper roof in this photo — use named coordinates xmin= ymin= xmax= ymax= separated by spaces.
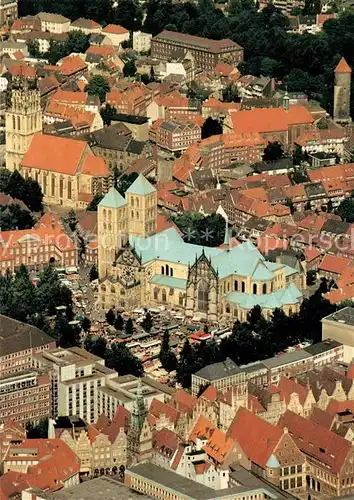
xmin=266 ymin=454 xmax=280 ymax=468
xmin=226 ymin=282 xmax=302 ymax=310
xmin=149 ymin=274 xmax=187 ymax=290
xmin=98 ymin=187 xmax=127 ymax=209
xmin=126 ymin=174 xmax=156 ymax=196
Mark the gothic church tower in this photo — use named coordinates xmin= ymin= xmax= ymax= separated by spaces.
xmin=5 ymin=86 xmax=42 ymax=172
xmin=127 ymin=379 xmax=152 ymax=465
xmin=333 ymin=57 xmax=352 ymax=123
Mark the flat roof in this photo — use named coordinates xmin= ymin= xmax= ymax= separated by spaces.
xmin=304 ymin=339 xmax=342 ymax=356
xmin=262 ymin=349 xmax=312 ymax=369
xmin=27 ymin=476 xmax=151 ymax=499
xmin=322 ymin=307 xmax=354 ymax=327
xmin=113 ymin=113 xmax=149 ymax=125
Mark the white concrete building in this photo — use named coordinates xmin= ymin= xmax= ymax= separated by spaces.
xmin=133 ymin=31 xmax=152 ymax=53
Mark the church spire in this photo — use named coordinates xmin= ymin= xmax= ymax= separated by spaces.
xmin=131 ymin=378 xmax=147 ymax=430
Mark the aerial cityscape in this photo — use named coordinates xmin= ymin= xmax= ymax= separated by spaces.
xmin=0 ymin=0 xmax=353 ymax=498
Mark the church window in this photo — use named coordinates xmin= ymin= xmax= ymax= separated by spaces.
xmin=153 ymin=287 xmax=159 ymax=300
xmin=162 ymin=289 xmax=167 ymax=302
xmin=198 ymin=284 xmax=208 ymax=312
xmin=161 ymin=266 xmax=164 ymax=275
xmin=170 ymin=268 xmax=173 ymax=277
xmin=289 ymin=307 xmax=293 ymax=315
xmin=131 ymin=210 xmax=134 ymax=219
xmin=136 ymin=197 xmax=139 ymax=208
xmin=136 ymin=211 xmax=139 ymax=219
xmin=179 ymin=292 xmax=184 ymax=306
xmin=111 ymin=286 xmax=115 ymax=294
xmin=131 ymin=197 xmax=134 ymax=207
xmin=108 ymin=210 xmax=111 ymax=220
xmin=17 ymin=116 xmax=20 ymax=130
xmin=241 ymin=281 xmax=245 ymax=293
xmin=12 ymin=115 xmax=16 ymax=130
xmin=234 ymin=280 xmax=238 ymax=291
xmin=67 ymin=179 xmax=72 ymax=200
xmin=234 ymin=309 xmax=238 ymax=317
xmin=101 ymin=284 xmax=106 ymax=292
xmin=225 ymin=303 xmax=230 ymax=313
xmin=43 ymin=175 xmax=47 ymax=195
xmin=253 ymin=284 xmax=257 ymax=294
xmin=263 ymin=283 xmax=267 ymax=294
xmin=166 ymin=264 xmax=169 ymax=275
xmin=103 ymin=209 xmax=106 ymax=219
xmin=51 ymin=175 xmax=55 ymax=197
xmin=59 ymin=178 xmax=64 ymax=198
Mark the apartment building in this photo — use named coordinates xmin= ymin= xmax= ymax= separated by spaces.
xmin=151 ymin=30 xmax=243 ymax=71
xmin=321 ymin=307 xmax=354 ymax=363
xmin=262 ymin=350 xmax=314 ymax=384
xmin=32 ymin=347 xmax=116 ymax=423
xmin=133 ymin=31 xmax=153 ymax=52
xmin=0 ymin=213 xmax=78 ymax=274
xmin=191 ymin=357 xmax=247 ymax=396
xmin=0 ymin=315 xmax=56 ymax=378
xmin=36 ymin=12 xmax=71 ymax=33
xmin=32 ymin=347 xmax=173 ymax=423
xmin=0 ymin=369 xmax=51 ymax=425
xmin=150 ymin=120 xmax=201 ymax=152
xmin=0 ymin=0 xmax=18 ymax=27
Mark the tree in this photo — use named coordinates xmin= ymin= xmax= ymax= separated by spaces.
xmin=106 ymin=342 xmax=144 ymax=376
xmin=87 ymin=194 xmax=104 ymax=211
xmin=101 ymin=103 xmax=117 ymax=126
xmin=82 ymin=316 xmax=91 ymax=332
xmin=123 ymin=59 xmax=137 ymax=77
xmin=114 ymin=313 xmax=124 ymax=331
xmin=173 ymin=212 xmax=226 ymax=247
xmin=22 ymin=177 xmax=43 ymax=212
xmin=159 ymin=331 xmax=177 ymax=372
xmin=46 ymin=39 xmax=67 ymax=65
xmin=0 ymin=204 xmax=34 ymax=230
xmin=54 ymin=312 xmax=81 ymax=348
xmin=36 ymin=265 xmax=72 ymax=316
xmin=28 ymin=39 xmax=41 ymax=58
xmin=228 ymin=0 xmax=255 ymax=16
xmin=222 ymin=83 xmax=239 ymax=102
xmin=141 ymin=311 xmax=153 ymax=332
xmin=89 ymin=264 xmax=99 ymax=282
xmin=85 ymin=75 xmax=110 ymax=104
xmin=284 ymin=198 xmax=296 ymax=214
xmin=106 ymin=308 xmax=116 ymax=325
xmin=306 ymin=270 xmax=317 ymax=286
xmin=114 ymin=0 xmax=143 ymax=31
xmin=125 ymin=317 xmax=134 ymax=336
xmin=66 ymin=209 xmax=78 ymax=232
xmin=84 ymin=334 xmax=107 ymax=358
xmin=65 ymin=29 xmax=89 ymax=54
xmin=336 ymin=197 xmax=354 ymax=223
xmin=262 ymin=141 xmax=285 ymax=162
xmin=26 ymin=418 xmax=48 ymax=439
xmin=201 ymin=117 xmax=223 ymax=139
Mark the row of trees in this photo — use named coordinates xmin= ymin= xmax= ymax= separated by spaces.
xmin=0 ymin=204 xmax=35 ymax=230
xmin=176 ymin=289 xmax=337 ymax=388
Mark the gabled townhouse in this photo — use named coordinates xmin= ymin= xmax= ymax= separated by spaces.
xmin=278 ymin=410 xmax=354 ymax=497
xmin=228 ymin=407 xmax=306 ymax=495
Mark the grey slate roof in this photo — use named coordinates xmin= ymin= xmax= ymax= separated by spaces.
xmin=0 ymin=315 xmax=55 ymax=357
xmin=262 ymin=349 xmax=312 ymax=369
xmin=304 ymin=339 xmax=342 ymax=356
xmin=194 ymin=357 xmax=240 ymax=381
xmin=322 ymin=306 xmax=354 ymax=327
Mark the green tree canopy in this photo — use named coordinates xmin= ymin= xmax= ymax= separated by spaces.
xmin=85 ymin=75 xmax=110 ymax=103
xmin=336 ymin=196 xmax=354 ymax=223
xmin=262 ymin=141 xmax=285 ymax=162
xmin=123 ymin=59 xmax=137 ymax=77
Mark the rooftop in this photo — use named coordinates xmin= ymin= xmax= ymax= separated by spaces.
xmin=304 ymin=339 xmax=342 ymax=356
xmin=322 ymin=307 xmax=354 ymax=327
xmin=0 ymin=315 xmax=55 ymax=357
xmin=262 ymin=349 xmax=312 ymax=369
xmin=194 ymin=357 xmax=240 ymax=381
xmin=126 ymin=174 xmax=156 ymax=196
xmin=153 ymin=30 xmax=243 ymax=53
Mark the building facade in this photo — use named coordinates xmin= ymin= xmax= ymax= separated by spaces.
xmin=0 ymin=0 xmax=18 ymax=27
xmin=151 ymin=30 xmax=244 ymax=71
xmin=0 ymin=370 xmax=51 ymax=425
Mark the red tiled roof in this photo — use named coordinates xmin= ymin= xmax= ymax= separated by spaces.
xmin=153 ymin=428 xmax=179 ymax=458
xmin=169 ymin=389 xmax=197 ymax=414
xmin=277 ymin=376 xmax=309 ymax=405
xmin=231 ymin=106 xmax=313 ymax=134
xmin=227 ymin=407 xmax=282 ymax=468
xmin=102 ymin=24 xmax=129 ymax=35
xmin=327 ymin=400 xmax=354 ymax=415
xmin=199 ymin=385 xmax=219 ymax=403
xmin=310 ymin=407 xmax=335 ymax=430
xmin=278 ymin=410 xmax=351 ymax=474
xmin=149 ymin=398 xmax=180 ymax=424
xmin=319 ymin=254 xmax=352 ymax=275
xmin=22 ymin=134 xmax=87 ymax=175
xmin=335 ymin=57 xmax=352 ymax=74
xmin=82 ymin=155 xmax=110 ymax=176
